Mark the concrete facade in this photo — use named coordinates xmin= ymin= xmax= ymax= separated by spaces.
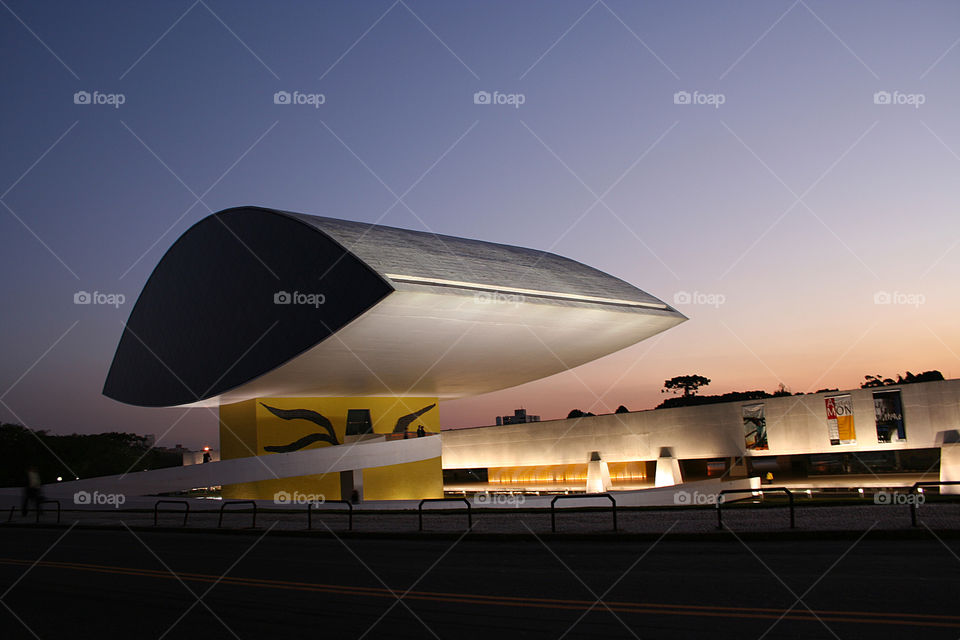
xmin=441 ymin=379 xmax=960 ymax=488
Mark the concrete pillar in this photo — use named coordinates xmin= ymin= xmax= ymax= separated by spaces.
xmin=941 ymin=442 xmax=960 ymax=495
xmin=655 ymin=447 xmax=682 ymax=487
xmin=586 ymin=451 xmax=612 ymax=493
xmin=727 ymin=456 xmax=748 ymax=478
xmin=353 ymin=468 xmax=364 ymax=501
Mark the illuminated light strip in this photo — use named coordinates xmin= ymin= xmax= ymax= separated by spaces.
xmin=384 ymin=274 xmax=669 ymax=310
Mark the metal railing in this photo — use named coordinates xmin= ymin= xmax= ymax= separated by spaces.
xmin=910 ymin=481 xmax=960 ymax=526
xmin=4 ymin=502 xmax=61 ymax=524
xmin=717 ymin=488 xmax=794 ymax=529
xmin=2 ymin=481 xmax=955 ymax=533
xmin=218 ymin=500 xmax=257 ymax=528
xmin=418 ymin=498 xmax=472 ymax=531
xmin=154 ymin=500 xmax=190 ymax=527
xmin=307 ymin=500 xmax=353 ymax=531
xmin=550 ymin=494 xmax=617 ymax=532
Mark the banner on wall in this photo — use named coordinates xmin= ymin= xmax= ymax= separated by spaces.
xmin=743 ymin=404 xmax=768 ymax=450
xmin=874 ymin=390 xmax=906 ymax=443
xmin=825 ymin=395 xmax=856 ymax=445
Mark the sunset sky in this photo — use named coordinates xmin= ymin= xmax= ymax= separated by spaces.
xmin=1 ymin=1 xmax=958 ymax=449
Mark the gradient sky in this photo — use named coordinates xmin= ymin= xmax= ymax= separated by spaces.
xmin=1 ymin=1 xmax=958 ymax=450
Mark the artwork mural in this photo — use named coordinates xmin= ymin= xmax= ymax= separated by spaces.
xmin=825 ymin=395 xmax=856 ymax=445
xmin=874 ymin=390 xmax=906 ymax=443
xmin=261 ymin=404 xmax=339 ymax=452
xmin=743 ymin=403 xmax=768 ymax=450
xmin=261 ymin=402 xmax=439 ymax=453
xmin=392 ymin=404 xmax=437 ymax=433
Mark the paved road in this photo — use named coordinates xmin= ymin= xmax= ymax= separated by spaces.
xmin=1 ymin=526 xmax=958 ymax=639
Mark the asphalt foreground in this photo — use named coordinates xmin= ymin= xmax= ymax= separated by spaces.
xmin=2 ymin=523 xmax=959 ymax=639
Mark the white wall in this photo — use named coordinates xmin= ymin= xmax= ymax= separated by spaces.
xmin=441 ymin=380 xmax=960 ymax=469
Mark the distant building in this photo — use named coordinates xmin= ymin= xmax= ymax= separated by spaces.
xmin=496 ymin=408 xmax=540 ymax=426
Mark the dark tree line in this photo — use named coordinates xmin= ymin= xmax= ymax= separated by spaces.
xmin=654 ymin=369 xmax=945 ymax=410
xmin=0 ymin=423 xmax=182 ymax=487
xmin=861 ymin=371 xmax=944 ymax=388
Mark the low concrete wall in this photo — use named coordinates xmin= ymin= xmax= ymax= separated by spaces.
xmin=0 ymin=436 xmax=441 ymax=500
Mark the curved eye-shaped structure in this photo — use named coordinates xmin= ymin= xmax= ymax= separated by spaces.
xmin=104 ymin=207 xmax=686 ymax=407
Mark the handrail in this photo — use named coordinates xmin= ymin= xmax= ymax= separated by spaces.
xmin=218 ymin=500 xmax=257 ymax=528
xmin=909 ymin=481 xmax=960 ymax=527
xmin=550 ymin=494 xmax=617 ymax=532
xmin=418 ymin=498 xmax=472 ymax=532
xmin=717 ymin=488 xmax=794 ymax=530
xmin=154 ymin=500 xmax=190 ymax=527
xmin=307 ymin=500 xmax=353 ymax=531
xmin=36 ymin=500 xmax=61 ymax=524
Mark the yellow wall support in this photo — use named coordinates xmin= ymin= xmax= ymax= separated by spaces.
xmin=363 ymin=457 xmax=443 ymax=501
xmin=219 ymin=396 xmax=440 ymax=501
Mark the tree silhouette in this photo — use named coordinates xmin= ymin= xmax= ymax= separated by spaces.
xmin=861 ymin=371 xmax=943 ymax=388
xmin=662 ymin=375 xmax=711 ymax=397
xmin=862 ymin=374 xmax=895 ymax=388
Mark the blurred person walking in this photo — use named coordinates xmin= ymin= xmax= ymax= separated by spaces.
xmin=21 ymin=466 xmax=43 ymax=517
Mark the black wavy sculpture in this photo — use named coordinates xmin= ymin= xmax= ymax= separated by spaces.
xmin=392 ymin=403 xmax=437 ymax=433
xmin=261 ymin=404 xmax=339 ymax=453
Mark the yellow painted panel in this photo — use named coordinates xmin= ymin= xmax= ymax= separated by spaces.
xmin=363 ymin=457 xmax=443 ymax=501
xmin=221 ymin=473 xmax=341 ymax=502
xmin=219 ymin=399 xmax=257 ymax=460
xmin=219 ymin=397 xmax=440 ymax=500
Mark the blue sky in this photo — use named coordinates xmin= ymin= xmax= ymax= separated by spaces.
xmin=2 ymin=1 xmax=959 ymax=448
